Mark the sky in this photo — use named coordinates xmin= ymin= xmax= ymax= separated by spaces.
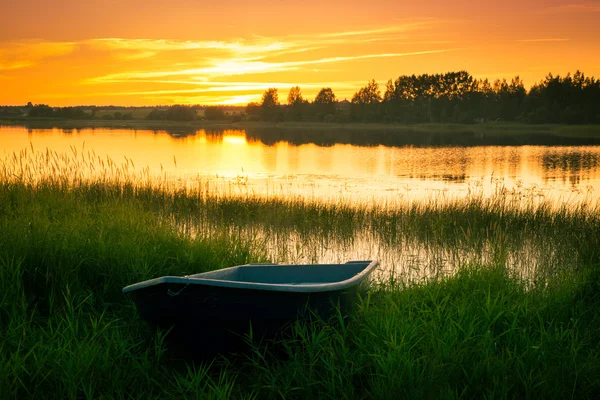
xmin=1 ymin=0 xmax=599 ymax=106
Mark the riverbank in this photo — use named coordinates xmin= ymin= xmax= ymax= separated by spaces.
xmin=3 ymin=117 xmax=600 ymax=145
xmin=1 ymin=153 xmax=599 ymax=398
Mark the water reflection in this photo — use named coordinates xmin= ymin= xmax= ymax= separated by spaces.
xmin=3 ymin=125 xmax=599 ymax=280
xmin=2 ymin=125 xmax=600 ymax=205
xmin=243 ymin=126 xmax=600 ymax=147
xmin=542 ymin=150 xmax=600 ymax=173
xmin=541 ymin=149 xmax=600 ymax=187
xmin=182 ymin=218 xmax=581 ymax=283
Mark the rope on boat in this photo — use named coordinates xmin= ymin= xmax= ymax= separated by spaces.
xmin=167 ymin=276 xmax=190 ymax=297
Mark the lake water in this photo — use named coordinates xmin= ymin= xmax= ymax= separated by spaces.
xmin=2 ymin=124 xmax=599 ymax=277
xmin=2 ymin=125 xmax=599 ymax=207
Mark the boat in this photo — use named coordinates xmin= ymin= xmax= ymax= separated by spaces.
xmin=123 ymin=260 xmax=379 ymax=357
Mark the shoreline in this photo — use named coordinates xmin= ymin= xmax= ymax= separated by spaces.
xmin=3 ymin=118 xmax=600 ymax=146
xmin=3 ymin=116 xmax=600 ymax=132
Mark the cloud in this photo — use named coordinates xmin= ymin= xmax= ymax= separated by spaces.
xmin=88 ymin=48 xmax=459 ymax=83
xmin=115 ymin=51 xmax=157 ymax=60
xmin=0 ymin=40 xmax=76 ymax=70
xmin=55 ymin=78 xmax=384 ymax=105
xmin=92 ymin=80 xmax=366 ymax=96
xmin=155 ymin=93 xmax=260 ymax=105
xmin=89 ymin=37 xmax=295 ymax=56
xmin=0 ymin=21 xmax=428 ymax=83
xmin=288 ymin=49 xmax=459 ymax=67
xmin=517 ymin=38 xmax=569 ymax=42
xmin=542 ymin=3 xmax=600 ymax=13
xmin=85 ymin=20 xmax=435 ymax=62
xmin=320 ymin=22 xmax=430 ymax=38
xmin=1 ymin=21 xmax=451 ymax=105
xmin=0 ymin=61 xmax=35 ymax=71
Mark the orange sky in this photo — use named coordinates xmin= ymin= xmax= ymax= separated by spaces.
xmin=1 ymin=0 xmax=599 ymax=106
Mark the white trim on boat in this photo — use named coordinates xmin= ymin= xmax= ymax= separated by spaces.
xmin=122 ymin=260 xmax=379 ymax=294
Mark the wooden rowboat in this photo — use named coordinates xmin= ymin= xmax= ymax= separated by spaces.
xmin=123 ymin=260 xmax=379 ymax=356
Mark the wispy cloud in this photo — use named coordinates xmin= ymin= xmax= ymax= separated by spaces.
xmin=541 ymin=2 xmax=600 ymax=13
xmin=90 ymin=37 xmax=295 ymax=55
xmin=517 ymin=38 xmax=569 ymax=42
xmin=0 ymin=21 xmax=437 ymax=82
xmin=86 ymin=24 xmax=433 ymax=63
xmin=92 ymin=80 xmax=367 ymax=96
xmin=87 ymin=60 xmax=293 ymax=82
xmin=0 ymin=61 xmax=35 ymax=71
xmin=320 ymin=23 xmax=430 ymax=38
xmin=155 ymin=94 xmax=260 ymax=106
xmin=88 ymin=48 xmax=459 ymax=83
xmin=287 ymin=49 xmax=459 ymax=67
xmin=1 ymin=21 xmax=453 ymax=105
xmin=115 ymin=51 xmax=158 ymax=60
xmin=87 ymin=37 xmax=333 ymax=66
xmin=0 ymin=41 xmax=76 ymax=70
xmin=46 ymin=79 xmax=373 ymax=105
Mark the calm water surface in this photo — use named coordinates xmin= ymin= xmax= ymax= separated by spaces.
xmin=2 ymin=125 xmax=599 ymax=206
xmin=2 ymin=125 xmax=598 ymax=276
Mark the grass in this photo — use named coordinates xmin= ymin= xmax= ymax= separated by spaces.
xmin=1 ymin=148 xmax=599 ymax=398
xmin=245 ymin=266 xmax=600 ymax=399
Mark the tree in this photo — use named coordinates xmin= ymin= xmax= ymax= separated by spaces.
xmin=287 ymin=86 xmax=304 ymax=105
xmin=28 ymin=104 xmax=54 ymax=117
xmin=314 ymin=88 xmax=336 ymax=105
xmin=351 ymin=79 xmax=381 ymax=105
xmin=165 ymin=105 xmax=196 ymax=121
xmin=260 ymin=88 xmax=280 ymax=121
xmin=204 ymin=106 xmax=226 ymax=120
xmin=351 ymin=80 xmax=382 ymax=122
xmin=261 ymin=88 xmax=279 ymax=108
xmin=286 ymin=86 xmax=307 ymax=121
xmin=310 ymin=88 xmax=337 ymax=121
xmin=383 ymin=79 xmax=396 ymax=102
xmin=245 ymin=102 xmax=261 ymax=121
xmin=146 ymin=109 xmax=167 ymax=120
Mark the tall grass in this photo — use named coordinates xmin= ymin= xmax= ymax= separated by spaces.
xmin=1 ymin=148 xmax=599 ymax=398
xmin=244 ymin=266 xmax=600 ymax=399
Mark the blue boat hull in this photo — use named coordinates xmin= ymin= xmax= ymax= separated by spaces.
xmin=130 ymin=281 xmax=367 ymax=357
xmin=125 ymin=260 xmax=379 ymax=357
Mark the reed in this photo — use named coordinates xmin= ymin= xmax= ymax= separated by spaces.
xmin=1 ymin=148 xmax=599 ymax=398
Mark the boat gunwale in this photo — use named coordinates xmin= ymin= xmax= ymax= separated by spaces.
xmin=122 ymin=260 xmax=379 ymax=294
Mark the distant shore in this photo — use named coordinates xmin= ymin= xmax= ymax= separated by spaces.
xmin=3 ymin=117 xmax=600 ymax=146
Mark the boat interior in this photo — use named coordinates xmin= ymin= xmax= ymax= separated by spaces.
xmin=187 ymin=261 xmax=371 ymax=285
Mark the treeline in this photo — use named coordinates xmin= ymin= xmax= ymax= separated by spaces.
xmin=144 ymin=105 xmax=244 ymax=121
xmin=28 ymin=104 xmax=88 ymax=119
xmin=18 ymin=104 xmax=243 ymax=122
xmin=23 ymin=104 xmax=135 ymax=120
xmin=23 ymin=104 xmax=199 ymax=121
xmin=247 ymin=71 xmax=600 ymax=124
xmin=145 ymin=105 xmax=196 ymax=121
xmin=11 ymin=70 xmax=600 ymax=125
